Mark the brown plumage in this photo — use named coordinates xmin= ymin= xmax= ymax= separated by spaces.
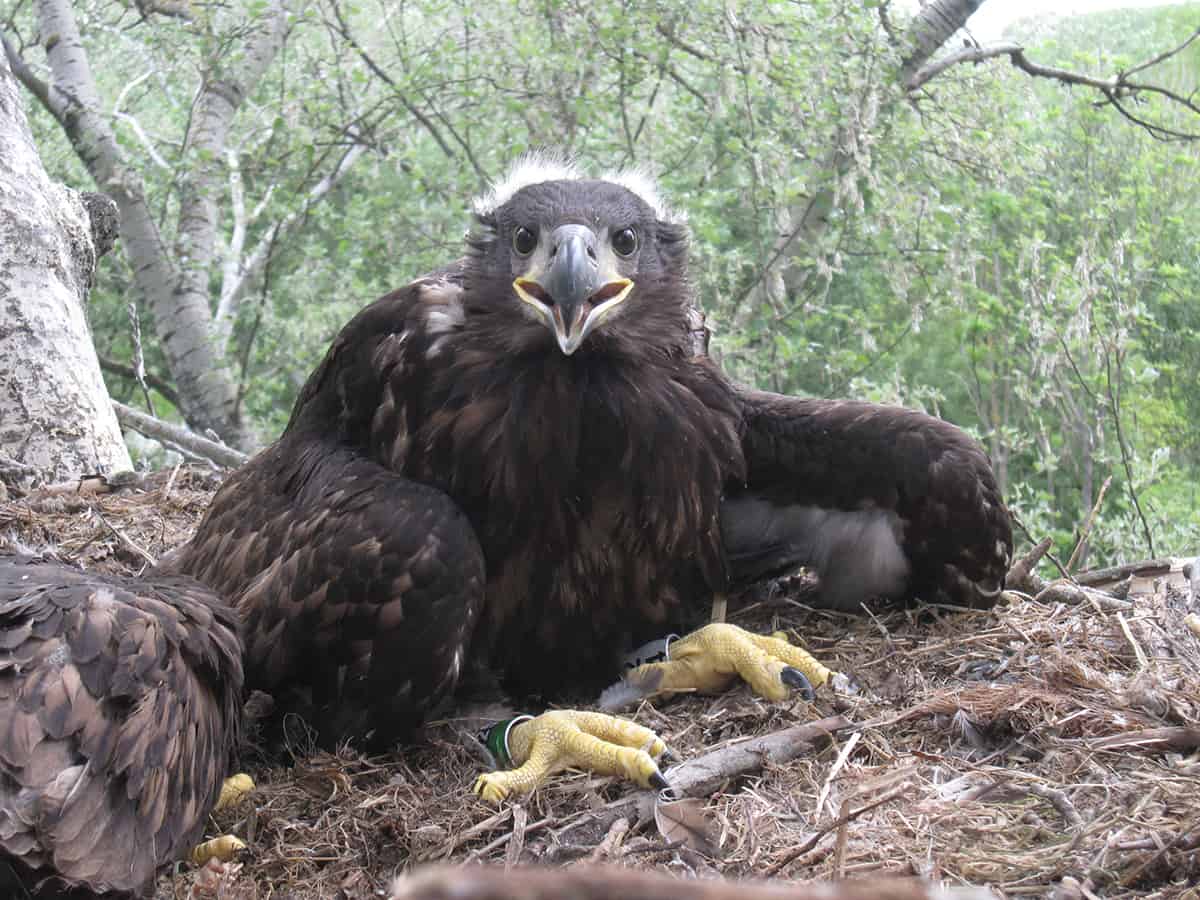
xmin=161 ymin=157 xmax=1011 ymax=750
xmin=0 ymin=555 xmax=242 ymax=898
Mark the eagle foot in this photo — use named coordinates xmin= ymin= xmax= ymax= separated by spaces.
xmin=602 ymin=623 xmax=844 ymax=709
xmin=188 ymin=774 xmax=256 ymax=866
xmin=473 ymin=709 xmax=671 ymax=804
xmin=189 ymin=834 xmax=248 ymax=866
xmin=215 ymin=773 xmax=255 ymax=811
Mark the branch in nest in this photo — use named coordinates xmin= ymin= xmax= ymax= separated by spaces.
xmin=1074 ymin=558 xmax=1174 ymax=588
xmin=658 ymin=715 xmax=851 ymax=802
xmin=551 ymin=716 xmax=852 ymax=850
xmin=1091 ymin=726 xmax=1200 ymax=754
xmin=113 ymin=401 xmax=248 ymax=469
xmin=1006 ymin=537 xmax=1053 ymax=596
xmin=1034 ymin=580 xmax=1133 ymax=613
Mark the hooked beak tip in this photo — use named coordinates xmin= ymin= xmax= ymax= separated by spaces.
xmin=513 ymin=277 xmax=635 ymax=356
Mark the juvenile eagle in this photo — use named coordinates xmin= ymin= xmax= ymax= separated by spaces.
xmin=162 ymin=157 xmax=1012 ymax=748
xmin=0 ymin=556 xmax=243 ymax=898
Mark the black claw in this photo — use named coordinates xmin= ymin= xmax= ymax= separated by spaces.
xmin=659 ymin=748 xmax=678 ymax=764
xmin=650 ymin=771 xmax=671 ymax=792
xmin=782 ymin=666 xmax=815 ymax=700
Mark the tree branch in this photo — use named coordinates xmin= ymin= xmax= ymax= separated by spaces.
xmin=113 ymin=401 xmax=248 ymax=469
xmin=906 ymin=29 xmax=1200 ymax=141
xmin=216 ymin=141 xmax=367 ymax=342
xmin=325 ymin=0 xmax=458 ymax=161
xmin=98 ymin=355 xmax=181 ymax=408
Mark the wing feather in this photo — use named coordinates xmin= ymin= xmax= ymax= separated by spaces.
xmin=0 ymin=555 xmax=243 ymax=897
xmin=727 ymin=389 xmax=1012 ymax=609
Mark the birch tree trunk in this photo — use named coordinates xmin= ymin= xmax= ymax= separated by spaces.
xmin=0 ymin=49 xmax=131 ymax=483
xmin=4 ymin=0 xmax=292 ymax=452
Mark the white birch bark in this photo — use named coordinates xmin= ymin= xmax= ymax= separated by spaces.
xmin=0 ymin=49 xmax=132 ymax=482
xmin=8 ymin=0 xmax=291 ymax=452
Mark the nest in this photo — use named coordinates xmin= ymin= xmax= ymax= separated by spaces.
xmin=2 ymin=468 xmax=1198 ymax=899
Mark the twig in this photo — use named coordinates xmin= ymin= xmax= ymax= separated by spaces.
xmin=620 ymin=838 xmax=686 ymax=859
xmin=1120 ymin=820 xmax=1200 ymax=886
xmin=1116 ymin=612 xmax=1149 ymax=670
xmin=94 ymin=510 xmax=156 ymax=568
xmin=586 ymin=817 xmax=630 ymax=862
xmin=762 ymin=783 xmax=912 ymax=876
xmin=1105 ymin=351 xmax=1155 ymax=556
xmin=1034 ymin=581 xmax=1133 ymax=613
xmin=1010 ymin=513 xmax=1073 ymax=582
xmin=98 ymin=355 xmax=181 ymax=408
xmin=710 ymin=592 xmax=727 ymax=624
xmin=833 ymin=798 xmax=850 ymax=879
xmin=816 ymin=730 xmax=861 ymax=819
xmin=1091 ymin=727 xmax=1200 ymax=753
xmin=504 ymin=805 xmax=527 ymax=869
xmin=1067 ymin=476 xmax=1112 ymax=573
xmin=905 ymin=34 xmax=1200 ymax=141
xmin=438 ymin=808 xmax=511 ymax=859
xmin=127 ymin=302 xmax=156 ymax=417
xmin=466 ymin=816 xmax=553 ymax=863
xmin=1026 ymin=783 xmax=1083 ymax=828
xmin=659 ymin=715 xmax=851 ymax=801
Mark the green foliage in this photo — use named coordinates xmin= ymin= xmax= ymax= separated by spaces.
xmin=10 ymin=0 xmax=1200 ymax=564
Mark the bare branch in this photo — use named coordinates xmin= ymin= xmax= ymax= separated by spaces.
xmin=2 ymin=34 xmax=65 ymax=120
xmin=216 ymin=141 xmax=367 ymax=338
xmin=1123 ymin=25 xmax=1200 ymax=79
xmin=111 ymin=69 xmax=170 ymax=169
xmin=113 ymin=401 xmax=248 ymax=469
xmin=1104 ymin=347 xmax=1156 ymax=556
xmin=325 ymin=0 xmax=458 ymax=161
xmin=98 ymin=355 xmax=181 ymax=408
xmin=907 ymin=30 xmax=1200 ymax=141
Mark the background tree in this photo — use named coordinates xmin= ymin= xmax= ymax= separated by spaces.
xmin=0 ymin=45 xmax=129 ymax=484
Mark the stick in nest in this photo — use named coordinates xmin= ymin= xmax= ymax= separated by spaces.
xmin=762 ymin=782 xmax=913 ymax=877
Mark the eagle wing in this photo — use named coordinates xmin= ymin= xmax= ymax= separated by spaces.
xmin=722 ymin=389 xmax=1012 ymax=610
xmin=0 ymin=556 xmax=242 ymax=896
xmin=164 ymin=273 xmax=487 ymax=749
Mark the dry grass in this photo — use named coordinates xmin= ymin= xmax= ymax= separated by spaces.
xmin=2 ymin=468 xmax=1198 ymax=899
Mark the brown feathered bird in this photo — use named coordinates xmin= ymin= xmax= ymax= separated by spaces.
xmin=0 ymin=555 xmax=242 ymax=898
xmin=162 ymin=157 xmax=1011 ymax=749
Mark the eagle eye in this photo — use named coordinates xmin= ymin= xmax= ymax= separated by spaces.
xmin=612 ymin=227 xmax=638 ymax=257
xmin=513 ymin=226 xmax=538 ymax=256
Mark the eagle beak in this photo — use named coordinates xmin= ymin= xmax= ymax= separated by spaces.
xmin=513 ymin=224 xmax=635 ymax=355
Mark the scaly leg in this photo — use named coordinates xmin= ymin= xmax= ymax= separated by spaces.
xmin=602 ymin=624 xmax=849 ymax=710
xmin=473 ymin=710 xmax=671 ymax=804
xmin=189 ymin=773 xmax=255 ymax=865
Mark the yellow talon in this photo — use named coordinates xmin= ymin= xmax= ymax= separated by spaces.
xmin=189 ymin=834 xmax=247 ymax=866
xmin=474 ymin=709 xmax=671 ymax=804
xmin=215 ymin=773 xmax=255 ymax=811
xmin=612 ymin=623 xmax=841 ymax=706
xmin=473 ymin=772 xmax=511 ymax=804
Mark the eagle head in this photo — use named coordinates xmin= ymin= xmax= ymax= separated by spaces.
xmin=468 ymin=157 xmax=690 ymax=356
